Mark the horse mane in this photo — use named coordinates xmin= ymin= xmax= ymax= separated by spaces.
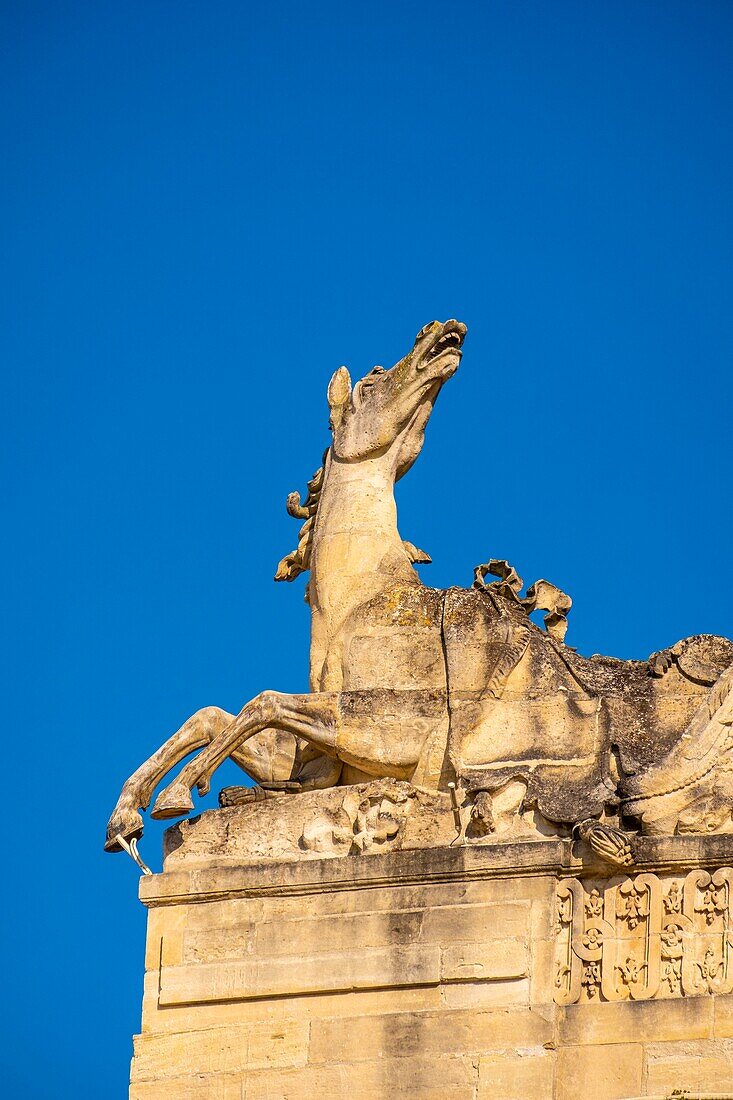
xmin=274 ymin=450 xmax=329 ymax=582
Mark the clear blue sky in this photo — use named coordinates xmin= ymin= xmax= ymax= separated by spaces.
xmin=2 ymin=2 xmax=732 ymax=1094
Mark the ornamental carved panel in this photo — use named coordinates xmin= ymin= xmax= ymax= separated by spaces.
xmin=554 ymin=868 xmax=733 ymax=1004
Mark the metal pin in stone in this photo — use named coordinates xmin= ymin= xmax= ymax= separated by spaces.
xmin=448 ymin=782 xmax=462 ymax=834
xmin=115 ymin=833 xmax=153 ymax=876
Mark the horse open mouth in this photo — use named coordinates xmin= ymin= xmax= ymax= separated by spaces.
xmin=423 ymin=321 xmax=466 ymax=367
xmin=432 ymin=331 xmax=462 ymax=354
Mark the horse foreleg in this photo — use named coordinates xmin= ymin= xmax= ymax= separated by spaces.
xmin=105 ymin=705 xmax=306 ymax=850
xmin=105 ymin=706 xmax=232 ymax=849
xmin=151 ymin=691 xmax=342 ymax=819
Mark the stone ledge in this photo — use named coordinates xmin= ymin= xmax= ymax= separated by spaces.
xmin=140 ymin=838 xmax=567 ymax=907
xmin=139 ymin=829 xmax=733 ymax=907
xmin=157 ymin=939 xmax=531 ymax=1005
xmin=159 ymin=943 xmax=443 ymax=1005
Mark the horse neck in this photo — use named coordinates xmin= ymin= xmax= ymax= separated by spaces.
xmin=308 ymin=449 xmax=419 ymax=685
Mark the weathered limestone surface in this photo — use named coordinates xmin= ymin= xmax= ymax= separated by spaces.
xmin=110 ymin=319 xmax=733 ymax=1095
xmin=130 ymin=814 xmax=733 ymax=1098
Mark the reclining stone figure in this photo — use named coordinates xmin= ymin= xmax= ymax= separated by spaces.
xmin=105 ymin=320 xmax=733 ymax=865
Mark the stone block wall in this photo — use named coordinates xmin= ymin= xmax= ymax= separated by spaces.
xmin=130 ymin=825 xmax=733 ymax=1098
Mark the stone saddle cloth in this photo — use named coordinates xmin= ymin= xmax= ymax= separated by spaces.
xmin=441 ymin=586 xmax=733 ymax=825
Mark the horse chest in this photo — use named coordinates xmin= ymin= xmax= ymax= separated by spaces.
xmin=325 ymin=583 xmax=447 ymax=692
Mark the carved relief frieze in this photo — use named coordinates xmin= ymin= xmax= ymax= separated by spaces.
xmin=300 ymin=785 xmax=408 ymax=856
xmin=554 ymin=867 xmax=733 ymax=1004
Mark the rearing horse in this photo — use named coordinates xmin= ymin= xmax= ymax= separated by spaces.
xmin=106 ymin=319 xmax=733 ymax=858
xmin=105 ymin=320 xmax=465 ymax=850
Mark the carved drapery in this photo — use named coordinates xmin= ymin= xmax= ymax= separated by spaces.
xmin=554 ymin=868 xmax=733 ymax=1004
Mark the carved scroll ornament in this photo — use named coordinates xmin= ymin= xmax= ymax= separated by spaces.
xmin=473 ymin=558 xmax=572 ymax=642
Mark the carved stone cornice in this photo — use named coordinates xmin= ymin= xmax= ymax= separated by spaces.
xmin=139 ymin=829 xmax=733 ymax=908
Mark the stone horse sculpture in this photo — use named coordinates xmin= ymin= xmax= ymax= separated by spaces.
xmin=106 ymin=320 xmax=733 ymax=866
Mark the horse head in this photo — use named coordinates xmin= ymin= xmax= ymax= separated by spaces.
xmin=326 ymin=319 xmax=466 ymax=480
xmin=275 ymin=320 xmax=467 ymax=583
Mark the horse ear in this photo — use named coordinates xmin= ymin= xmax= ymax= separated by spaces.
xmin=327 ymin=366 xmax=351 ymax=408
xmin=327 ymin=366 xmax=351 ymax=428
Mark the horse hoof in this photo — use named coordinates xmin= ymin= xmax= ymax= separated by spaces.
xmin=151 ymin=782 xmax=195 ymax=819
xmin=104 ymin=806 xmax=144 ymax=852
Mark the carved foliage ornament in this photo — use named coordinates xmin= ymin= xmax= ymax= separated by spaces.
xmin=554 ymin=868 xmax=733 ymax=1004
